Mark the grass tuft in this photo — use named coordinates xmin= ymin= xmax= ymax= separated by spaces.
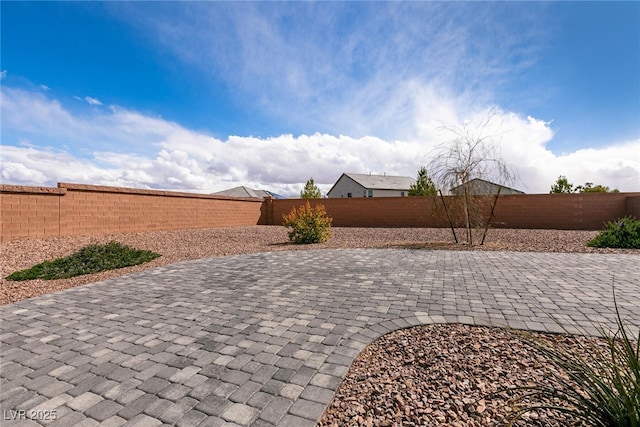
xmin=5 ymin=241 xmax=161 ymax=281
xmin=504 ymin=290 xmax=639 ymax=426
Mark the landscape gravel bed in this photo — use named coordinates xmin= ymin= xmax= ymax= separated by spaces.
xmin=0 ymin=225 xmax=626 ymax=305
xmin=319 ymin=324 xmax=608 ymax=426
xmin=1 ymin=226 xmax=636 ymax=426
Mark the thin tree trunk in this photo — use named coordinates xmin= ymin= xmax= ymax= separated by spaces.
xmin=439 ymin=190 xmax=458 ymax=243
xmin=480 ymin=187 xmax=501 ymax=245
xmin=463 ymin=185 xmax=472 ymax=245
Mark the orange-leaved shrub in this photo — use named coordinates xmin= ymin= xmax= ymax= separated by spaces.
xmin=282 ymin=202 xmax=332 ymax=244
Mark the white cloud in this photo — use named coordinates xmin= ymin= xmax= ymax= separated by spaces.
xmin=111 ymin=2 xmax=547 ymax=140
xmin=2 ymin=88 xmax=170 ymax=155
xmin=4 ymin=4 xmax=635 ymax=197
xmin=549 ymin=143 xmax=640 ymax=192
xmin=0 ymin=70 xmax=6 ymax=79
xmin=84 ymin=96 xmax=103 ymax=106
xmin=0 ymin=145 xmax=115 ymax=186
xmin=1 ymin=160 xmax=49 ymax=184
xmin=1 ymin=86 xmax=638 ymax=196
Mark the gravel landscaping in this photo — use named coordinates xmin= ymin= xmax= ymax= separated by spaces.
xmin=1 ymin=225 xmax=636 ymax=426
xmin=1 ymin=225 xmax=628 ymax=306
xmin=319 ymin=324 xmax=609 ymax=427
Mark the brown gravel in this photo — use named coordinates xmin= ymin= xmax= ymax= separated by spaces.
xmin=1 ymin=226 xmax=636 ymax=426
xmin=319 ymin=324 xmax=610 ymax=427
xmin=1 ymin=225 xmax=632 ymax=306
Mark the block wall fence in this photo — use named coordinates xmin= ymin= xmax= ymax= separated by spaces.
xmin=269 ymin=192 xmax=640 ymax=230
xmin=0 ymin=183 xmax=265 ymax=242
xmin=1 ymin=182 xmax=639 ymax=242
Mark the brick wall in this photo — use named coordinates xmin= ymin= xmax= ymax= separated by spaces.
xmin=491 ymin=193 xmax=635 ymax=229
xmin=0 ymin=185 xmax=65 ymax=241
xmin=2 ymin=182 xmax=639 ymax=242
xmin=271 ymin=192 xmax=640 ymax=230
xmin=626 ymin=196 xmax=640 ymax=218
xmin=272 ymin=197 xmax=449 ymax=227
xmin=1 ymin=183 xmax=264 ymax=242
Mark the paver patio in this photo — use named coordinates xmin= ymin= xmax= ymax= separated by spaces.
xmin=1 ymin=248 xmax=639 ymax=426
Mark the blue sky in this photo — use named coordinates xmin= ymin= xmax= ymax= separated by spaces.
xmin=1 ymin=1 xmax=639 ymax=195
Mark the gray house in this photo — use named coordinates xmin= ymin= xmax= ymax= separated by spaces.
xmin=450 ymin=178 xmax=524 ymax=196
xmin=327 ymin=173 xmax=415 ymax=198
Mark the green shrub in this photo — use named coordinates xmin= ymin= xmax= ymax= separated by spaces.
xmin=588 ymin=216 xmax=640 ymax=249
xmin=282 ymin=201 xmax=332 ymax=244
xmin=6 ymin=241 xmax=161 ymax=281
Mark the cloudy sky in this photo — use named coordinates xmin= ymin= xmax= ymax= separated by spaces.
xmin=1 ymin=2 xmax=639 ymax=196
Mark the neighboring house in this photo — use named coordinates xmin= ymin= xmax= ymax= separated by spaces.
xmin=450 ymin=178 xmax=525 ymax=196
xmin=327 ymin=173 xmax=415 ymax=198
xmin=213 ymin=186 xmax=286 ymax=199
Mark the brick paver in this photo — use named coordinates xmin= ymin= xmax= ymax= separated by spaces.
xmin=1 ymin=249 xmax=638 ymax=425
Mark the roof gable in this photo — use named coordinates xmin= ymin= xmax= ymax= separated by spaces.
xmin=342 ymin=173 xmax=415 ymax=190
xmin=213 ymin=186 xmax=286 ymax=199
xmin=450 ymin=178 xmax=524 ymax=195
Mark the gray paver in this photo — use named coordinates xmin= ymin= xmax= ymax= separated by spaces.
xmin=258 ymin=396 xmax=293 ymax=424
xmin=116 ymin=394 xmax=158 ymax=419
xmin=221 ymin=403 xmax=259 ymax=425
xmin=83 ymin=399 xmax=123 ymax=422
xmin=176 ymin=409 xmax=207 ymax=427
xmin=48 ymin=412 xmax=87 ymax=427
xmin=195 ymin=395 xmax=232 ymax=417
xmin=288 ymin=398 xmax=326 ymax=420
xmin=66 ymin=392 xmax=103 ymax=412
xmin=121 ymin=413 xmax=162 ymax=426
xmin=1 ymin=249 xmax=638 ymax=426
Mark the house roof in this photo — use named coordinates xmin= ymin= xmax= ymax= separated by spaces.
xmin=343 ymin=173 xmax=415 ymax=190
xmin=213 ymin=186 xmax=286 ymax=199
xmin=450 ymin=178 xmax=524 ymax=195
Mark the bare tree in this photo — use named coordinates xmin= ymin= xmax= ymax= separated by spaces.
xmin=428 ymin=110 xmax=517 ymax=245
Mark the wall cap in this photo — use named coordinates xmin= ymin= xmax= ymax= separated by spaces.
xmin=53 ymin=182 xmax=262 ymax=202
xmin=0 ymin=184 xmax=67 ymax=195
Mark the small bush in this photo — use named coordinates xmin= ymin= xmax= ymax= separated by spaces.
xmin=6 ymin=241 xmax=161 ymax=281
xmin=282 ymin=201 xmax=332 ymax=244
xmin=588 ymin=216 xmax=640 ymax=249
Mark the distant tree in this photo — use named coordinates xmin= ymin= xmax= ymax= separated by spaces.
xmin=550 ymin=175 xmax=575 ymax=193
xmin=409 ymin=167 xmax=437 ymax=196
xmin=576 ymin=182 xmax=619 ymax=193
xmin=550 ymin=176 xmax=619 ymax=193
xmin=300 ymin=177 xmax=322 ymax=199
